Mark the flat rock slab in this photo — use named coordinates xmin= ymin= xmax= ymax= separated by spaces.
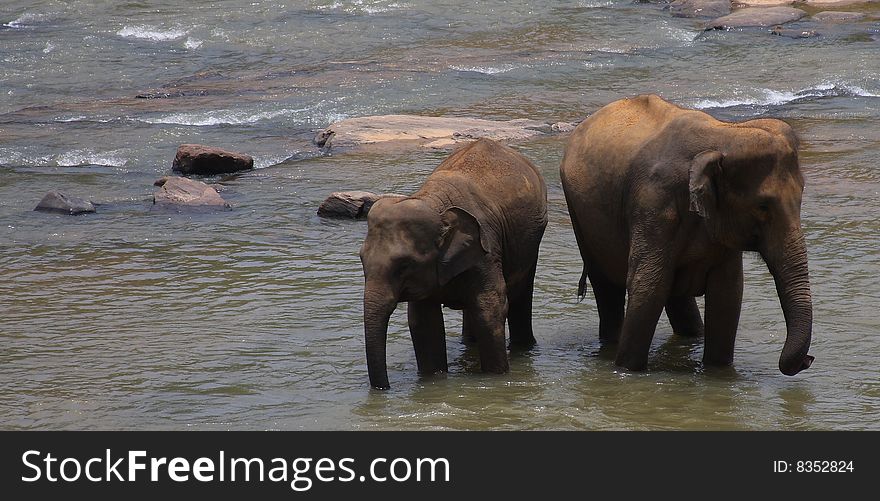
xmin=153 ymin=176 xmax=229 ymax=207
xmin=731 ymin=0 xmax=796 ymax=6
xmin=812 ymin=11 xmax=867 ymax=22
xmin=708 ymin=6 xmax=807 ymax=28
xmin=172 ymin=144 xmax=254 ymax=175
xmin=670 ymin=0 xmax=732 ymax=18
xmin=34 ymin=191 xmax=96 ymax=215
xmin=803 ymin=0 xmax=876 ymax=5
xmin=315 ymin=115 xmax=566 ymax=151
xmin=317 ymin=191 xmax=406 ymax=219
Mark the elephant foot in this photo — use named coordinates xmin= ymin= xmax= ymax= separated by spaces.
xmin=615 ymin=350 xmax=649 ymax=372
xmin=508 ymin=333 xmax=536 ymax=351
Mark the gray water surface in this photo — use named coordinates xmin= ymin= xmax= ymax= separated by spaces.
xmin=1 ymin=1 xmax=879 ymax=430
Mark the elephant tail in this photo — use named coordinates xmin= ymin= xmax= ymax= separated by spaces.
xmin=577 ymin=266 xmax=588 ymax=303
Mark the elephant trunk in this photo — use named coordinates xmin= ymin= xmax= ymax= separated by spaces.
xmin=363 ymin=283 xmax=398 ymax=389
xmin=766 ymin=229 xmax=814 ymax=376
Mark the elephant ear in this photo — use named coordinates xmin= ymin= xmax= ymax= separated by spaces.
xmin=688 ymin=150 xmax=724 ymax=219
xmin=437 ymin=207 xmax=488 ymax=286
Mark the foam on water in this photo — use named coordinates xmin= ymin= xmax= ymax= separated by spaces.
xmin=578 ymin=0 xmax=617 ymax=7
xmin=0 ymin=148 xmax=128 ymax=168
xmin=692 ymin=82 xmax=880 ymax=110
xmin=117 ymin=25 xmax=188 ymax=42
xmin=313 ymin=0 xmax=408 ymax=15
xmin=139 ymin=107 xmax=312 ymax=126
xmin=449 ymin=64 xmax=518 ymax=75
xmin=184 ymin=38 xmax=203 ymax=50
xmin=2 ymin=12 xmax=49 ymax=29
xmin=56 ymin=149 xmax=128 ymax=168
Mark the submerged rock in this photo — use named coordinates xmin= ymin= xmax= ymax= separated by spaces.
xmin=812 ymin=11 xmax=866 ymax=22
xmin=771 ymin=25 xmax=820 ymax=38
xmin=669 ymin=0 xmax=732 ymax=19
xmin=172 ymin=144 xmax=254 ymax=175
xmin=707 ymin=7 xmax=806 ymax=28
xmin=153 ymin=176 xmax=229 ymax=207
xmin=317 ymin=191 xmax=406 ymax=219
xmin=34 ymin=191 xmax=96 ymax=215
xmin=314 ymin=114 xmax=565 ymax=152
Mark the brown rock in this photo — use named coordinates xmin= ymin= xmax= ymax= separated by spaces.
xmin=812 ymin=11 xmax=866 ymax=22
xmin=317 ymin=191 xmax=406 ymax=219
xmin=670 ymin=0 xmax=732 ymax=18
xmin=731 ymin=0 xmax=795 ymax=5
xmin=707 ymin=6 xmax=807 ymax=28
xmin=34 ymin=191 xmax=95 ymax=215
xmin=314 ymin=115 xmax=553 ymax=152
xmin=153 ymin=176 xmax=229 ymax=207
xmin=803 ymin=0 xmax=876 ymax=6
xmin=172 ymin=144 xmax=254 ymax=175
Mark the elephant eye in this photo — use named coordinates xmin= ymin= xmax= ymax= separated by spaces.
xmin=758 ymin=204 xmax=770 ymax=213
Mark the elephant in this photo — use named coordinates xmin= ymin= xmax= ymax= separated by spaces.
xmin=360 ymin=138 xmax=548 ymax=389
xmin=559 ymin=94 xmax=814 ymax=376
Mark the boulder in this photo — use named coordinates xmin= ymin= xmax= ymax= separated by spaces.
xmin=153 ymin=176 xmax=229 ymax=207
xmin=314 ymin=115 xmax=557 ymax=152
xmin=34 ymin=191 xmax=96 ymax=215
xmin=317 ymin=191 xmax=406 ymax=219
xmin=670 ymin=0 xmax=732 ymax=18
xmin=707 ymin=6 xmax=807 ymax=28
xmin=171 ymin=144 xmax=254 ymax=175
xmin=812 ymin=11 xmax=866 ymax=22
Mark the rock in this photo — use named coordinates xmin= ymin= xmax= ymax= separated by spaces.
xmin=803 ymin=0 xmax=877 ymax=6
xmin=812 ymin=11 xmax=866 ymax=22
xmin=550 ymin=121 xmax=578 ymax=133
xmin=314 ymin=115 xmax=556 ymax=152
xmin=317 ymin=191 xmax=406 ymax=219
xmin=171 ymin=144 xmax=254 ymax=176
xmin=34 ymin=191 xmax=96 ymax=215
xmin=731 ymin=0 xmax=796 ymax=6
xmin=670 ymin=0 xmax=732 ymax=18
xmin=707 ymin=6 xmax=807 ymax=29
xmin=771 ymin=25 xmax=820 ymax=37
xmin=153 ymin=176 xmax=229 ymax=207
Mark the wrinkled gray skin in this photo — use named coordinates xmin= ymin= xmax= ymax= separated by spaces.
xmin=560 ymin=95 xmax=814 ymax=376
xmin=360 ymin=138 xmax=548 ymax=389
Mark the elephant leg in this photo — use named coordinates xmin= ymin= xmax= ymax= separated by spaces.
xmin=665 ymin=296 xmax=704 ymax=337
xmin=462 ymin=309 xmax=478 ymax=344
xmin=589 ymin=271 xmax=626 ymax=343
xmin=703 ymin=255 xmax=743 ymax=366
xmin=470 ymin=280 xmax=510 ymax=374
xmin=616 ymin=251 xmax=673 ymax=371
xmin=407 ymin=301 xmax=448 ymax=375
xmin=507 ymin=262 xmax=538 ymax=349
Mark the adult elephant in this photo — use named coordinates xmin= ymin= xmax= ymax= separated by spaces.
xmin=560 ymin=94 xmax=814 ymax=376
xmin=361 ymin=138 xmax=548 ymax=389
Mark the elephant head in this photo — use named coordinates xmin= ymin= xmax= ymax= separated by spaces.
xmin=688 ymin=122 xmax=814 ymax=376
xmin=359 ymin=197 xmax=488 ymax=389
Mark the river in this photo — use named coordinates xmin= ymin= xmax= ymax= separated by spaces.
xmin=1 ymin=0 xmax=878 ymax=429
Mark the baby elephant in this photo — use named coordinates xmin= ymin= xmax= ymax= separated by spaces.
xmin=360 ymin=138 xmax=548 ymax=389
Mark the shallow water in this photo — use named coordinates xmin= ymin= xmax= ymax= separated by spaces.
xmin=1 ymin=1 xmax=879 ymax=430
